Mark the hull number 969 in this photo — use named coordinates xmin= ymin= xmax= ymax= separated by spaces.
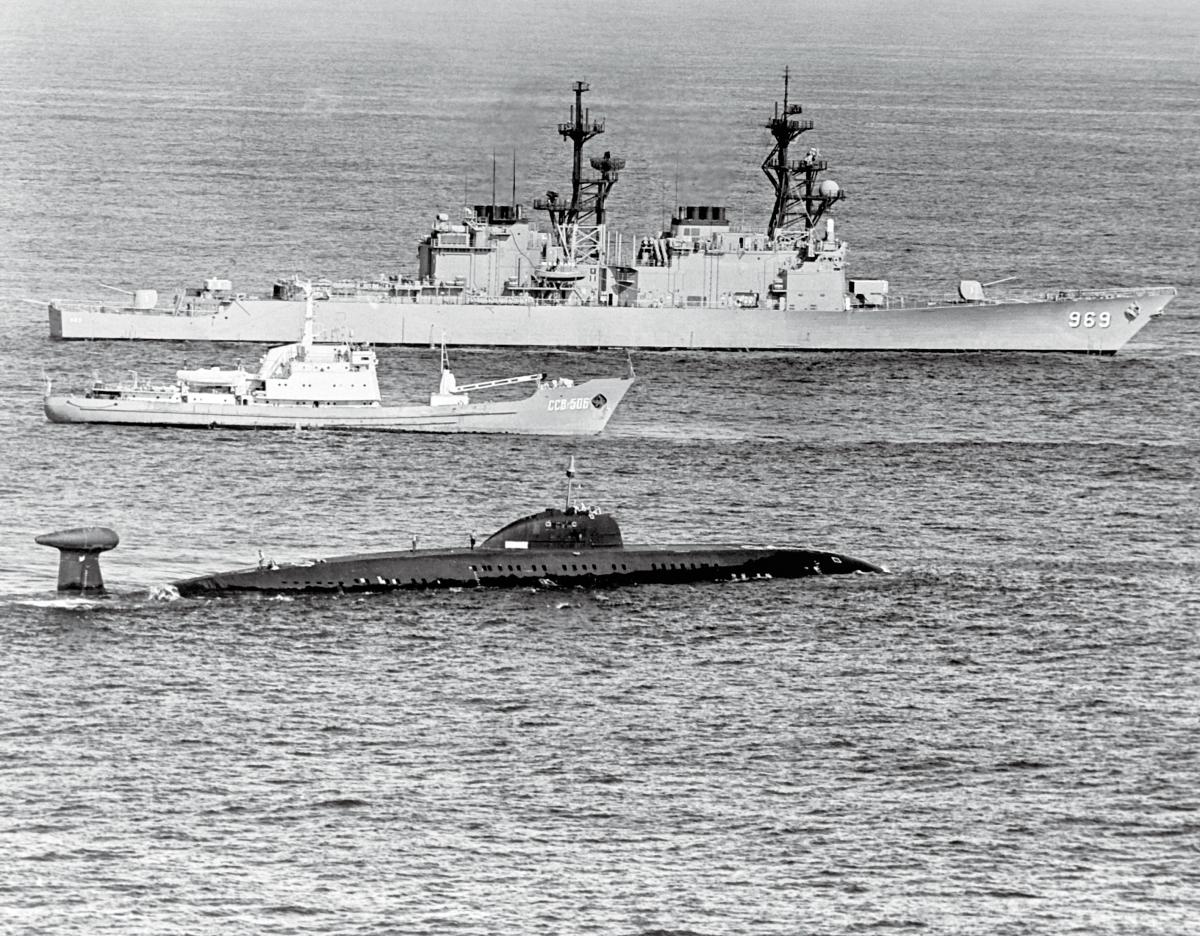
xmin=1068 ymin=310 xmax=1111 ymax=328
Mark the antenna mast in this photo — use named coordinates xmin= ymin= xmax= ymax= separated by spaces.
xmin=762 ymin=67 xmax=844 ymax=246
xmin=534 ymin=81 xmax=625 ymax=263
xmin=564 ymin=456 xmax=577 ymax=509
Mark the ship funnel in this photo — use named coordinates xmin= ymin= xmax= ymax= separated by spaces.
xmin=35 ymin=527 xmax=120 ymax=591
xmin=298 ymin=280 xmax=315 ymax=347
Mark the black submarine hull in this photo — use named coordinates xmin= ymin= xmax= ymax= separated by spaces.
xmin=172 ymin=543 xmax=883 ymax=597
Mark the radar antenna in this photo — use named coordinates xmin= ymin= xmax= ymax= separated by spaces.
xmin=762 ymin=67 xmax=845 ymax=247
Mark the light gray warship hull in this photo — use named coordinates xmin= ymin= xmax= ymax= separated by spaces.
xmin=46 ymin=77 xmax=1177 ymax=354
xmin=49 ymin=287 xmax=1174 ymax=353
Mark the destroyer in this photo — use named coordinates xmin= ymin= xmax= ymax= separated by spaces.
xmin=44 ymin=284 xmax=630 ymax=434
xmin=46 ymin=75 xmax=1175 ymax=353
xmin=168 ymin=459 xmax=882 ymax=595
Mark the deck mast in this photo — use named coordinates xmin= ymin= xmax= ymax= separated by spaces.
xmin=534 ymin=81 xmax=624 ymax=265
xmin=762 ymin=67 xmax=844 ymax=250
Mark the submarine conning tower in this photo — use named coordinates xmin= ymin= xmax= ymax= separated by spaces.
xmin=35 ymin=527 xmax=120 ymax=591
xmin=481 ymin=507 xmax=623 ymax=550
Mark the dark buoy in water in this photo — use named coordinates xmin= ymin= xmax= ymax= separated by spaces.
xmin=35 ymin=527 xmax=120 ymax=591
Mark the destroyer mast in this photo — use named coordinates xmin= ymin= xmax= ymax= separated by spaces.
xmin=762 ymin=67 xmax=844 ymax=255
xmin=533 ymin=81 xmax=624 ymax=266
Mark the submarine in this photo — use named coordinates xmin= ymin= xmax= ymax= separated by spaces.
xmin=37 ymin=461 xmax=885 ymax=596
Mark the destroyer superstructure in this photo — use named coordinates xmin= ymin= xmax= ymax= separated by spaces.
xmin=47 ymin=75 xmax=1175 ymax=352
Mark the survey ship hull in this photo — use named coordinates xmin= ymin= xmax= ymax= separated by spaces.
xmin=173 ymin=543 xmax=882 ymax=597
xmin=47 ymin=286 xmax=1173 ymax=352
xmin=43 ymin=376 xmax=630 ymax=435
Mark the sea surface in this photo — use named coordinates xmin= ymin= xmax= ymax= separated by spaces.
xmin=1 ymin=1 xmax=1198 ymax=933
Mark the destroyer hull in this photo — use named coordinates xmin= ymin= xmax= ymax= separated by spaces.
xmin=50 ymin=288 xmax=1175 ymax=352
xmin=43 ymin=377 xmax=631 ymax=435
xmin=173 ymin=543 xmax=884 ymax=597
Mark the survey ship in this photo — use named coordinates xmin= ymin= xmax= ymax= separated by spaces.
xmin=47 ymin=76 xmax=1175 ymax=353
xmin=44 ymin=284 xmax=631 ymax=435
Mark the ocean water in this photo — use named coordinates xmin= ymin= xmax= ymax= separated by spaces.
xmin=1 ymin=1 xmax=1198 ymax=933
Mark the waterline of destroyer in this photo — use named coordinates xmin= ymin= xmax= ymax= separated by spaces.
xmin=47 ymin=75 xmax=1176 ymax=353
xmin=44 ymin=285 xmax=632 ymax=434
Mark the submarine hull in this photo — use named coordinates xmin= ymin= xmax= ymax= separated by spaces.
xmin=172 ymin=543 xmax=883 ymax=597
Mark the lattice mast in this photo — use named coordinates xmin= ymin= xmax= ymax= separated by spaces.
xmin=534 ymin=81 xmax=624 ymax=263
xmin=762 ymin=67 xmax=844 ymax=246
